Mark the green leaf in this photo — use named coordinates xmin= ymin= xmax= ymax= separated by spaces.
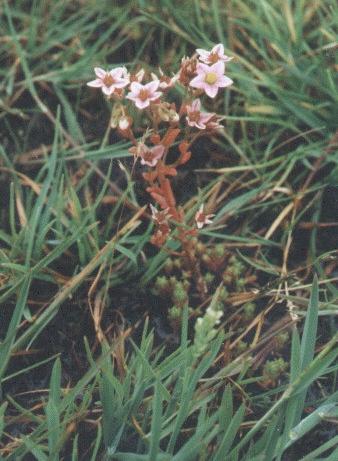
xmin=0 ymin=402 xmax=8 ymax=439
xmin=148 ymin=380 xmax=163 ymax=461
xmin=300 ymin=275 xmax=319 ymax=370
xmin=214 ymin=404 xmax=246 ymax=460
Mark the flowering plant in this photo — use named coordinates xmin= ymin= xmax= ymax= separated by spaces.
xmin=87 ymin=44 xmax=233 ymax=296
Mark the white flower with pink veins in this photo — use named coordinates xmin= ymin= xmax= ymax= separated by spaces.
xmin=126 ymin=81 xmax=162 ymax=109
xmin=140 ymin=145 xmax=165 ymax=167
xmin=196 ymin=43 xmax=233 ymax=64
xmin=195 ymin=204 xmax=215 ymax=229
xmin=190 ymin=61 xmax=233 ymax=98
xmin=130 ymin=143 xmax=165 ymax=167
xmin=87 ymin=67 xmax=129 ymax=96
xmin=186 ymin=99 xmax=214 ymax=129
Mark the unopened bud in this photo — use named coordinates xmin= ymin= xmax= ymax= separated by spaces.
xmin=118 ymin=116 xmax=131 ymax=131
xmin=156 ymin=102 xmax=179 ymax=123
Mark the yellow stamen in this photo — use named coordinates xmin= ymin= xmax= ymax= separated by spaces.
xmin=205 ymin=72 xmax=218 ymax=85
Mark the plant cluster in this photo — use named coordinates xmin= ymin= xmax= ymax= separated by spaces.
xmin=87 ymin=44 xmax=233 ymax=296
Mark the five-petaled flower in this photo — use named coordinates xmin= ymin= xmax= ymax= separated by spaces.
xmin=126 ymin=81 xmax=162 ymax=109
xmin=195 ymin=204 xmax=214 ymax=229
xmin=150 ymin=205 xmax=171 ymax=246
xmin=151 ymin=70 xmax=178 ymax=90
xmin=130 ymin=142 xmax=165 ymax=167
xmin=196 ymin=44 xmax=233 ymax=65
xmin=150 ymin=204 xmax=170 ymax=225
xmin=186 ymin=99 xmax=214 ymax=129
xmin=190 ymin=61 xmax=233 ymax=98
xmin=87 ymin=67 xmax=129 ymax=96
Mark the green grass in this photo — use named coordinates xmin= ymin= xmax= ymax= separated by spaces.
xmin=0 ymin=0 xmax=337 ymax=459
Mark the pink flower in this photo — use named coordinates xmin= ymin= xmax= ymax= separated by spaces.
xmin=126 ymin=81 xmax=162 ymax=109
xmin=150 ymin=204 xmax=170 ymax=224
xmin=189 ymin=61 xmax=233 ymax=98
xmin=196 ymin=44 xmax=233 ymax=64
xmin=140 ymin=144 xmax=165 ymax=166
xmin=195 ymin=204 xmax=214 ymax=229
xmin=207 ymin=115 xmax=224 ymax=131
xmin=130 ymin=143 xmax=165 ymax=167
xmin=186 ymin=99 xmax=214 ymax=129
xmin=151 ymin=70 xmax=178 ymax=89
xmin=87 ymin=67 xmax=129 ymax=96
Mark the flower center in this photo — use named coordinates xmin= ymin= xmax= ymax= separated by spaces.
xmin=139 ymin=89 xmax=150 ymax=101
xmin=103 ymin=74 xmax=115 ymax=86
xmin=189 ymin=110 xmax=201 ymax=122
xmin=196 ymin=212 xmax=205 ymax=222
xmin=143 ymin=150 xmax=154 ymax=161
xmin=208 ymin=53 xmax=219 ymax=64
xmin=204 ymin=72 xmax=218 ymax=85
xmin=142 ymin=150 xmax=154 ymax=162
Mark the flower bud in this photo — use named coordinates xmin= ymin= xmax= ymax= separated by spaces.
xmin=118 ymin=116 xmax=131 ymax=131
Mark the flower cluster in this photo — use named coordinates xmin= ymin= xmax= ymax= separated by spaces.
xmin=86 ymin=44 xmax=233 ymax=251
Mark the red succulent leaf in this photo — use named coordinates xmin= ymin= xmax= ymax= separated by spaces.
xmin=161 ymin=128 xmax=181 ymax=148
xmin=162 ymin=178 xmax=176 ymax=207
xmin=179 ymin=141 xmax=189 ymax=154
xmin=178 ymin=141 xmax=192 ymax=164
xmin=179 ymin=150 xmax=191 ymax=165
xmin=150 ymin=134 xmax=161 ymax=144
xmin=158 ymin=164 xmax=177 ymax=176
xmin=143 ymin=170 xmax=158 ymax=182
xmin=147 ymin=187 xmax=169 ymax=209
xmin=166 ymin=167 xmax=178 ymax=176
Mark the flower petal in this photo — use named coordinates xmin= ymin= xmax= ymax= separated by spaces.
xmin=149 ymin=91 xmax=162 ymax=101
xmin=204 ymin=85 xmax=218 ymax=98
xmin=213 ymin=43 xmax=224 ymax=55
xmin=102 ymin=85 xmax=115 ymax=95
xmin=195 ymin=121 xmax=206 ymax=129
xmin=217 ymin=75 xmax=233 ymax=87
xmin=126 ymin=92 xmax=136 ymax=101
xmin=211 ymin=61 xmax=225 ymax=75
xmin=151 ymin=145 xmax=165 ymax=158
xmin=146 ymin=80 xmax=160 ymax=93
xmin=121 ymin=66 xmax=129 ymax=77
xmin=200 ymin=112 xmax=213 ymax=123
xmin=196 ymin=62 xmax=211 ymax=74
xmin=136 ymin=68 xmax=145 ymax=81
xmin=87 ymin=79 xmax=104 ymax=87
xmin=191 ymin=99 xmax=201 ymax=111
xmin=196 ymin=48 xmax=208 ymax=55
xmin=196 ymin=48 xmax=209 ymax=58
xmin=113 ymin=79 xmax=129 ymax=88
xmin=189 ymin=75 xmax=205 ymax=88
xmin=130 ymin=81 xmax=143 ymax=93
xmin=110 ymin=67 xmax=124 ymax=78
xmin=135 ymin=99 xmax=150 ymax=109
xmin=94 ymin=67 xmax=106 ymax=78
